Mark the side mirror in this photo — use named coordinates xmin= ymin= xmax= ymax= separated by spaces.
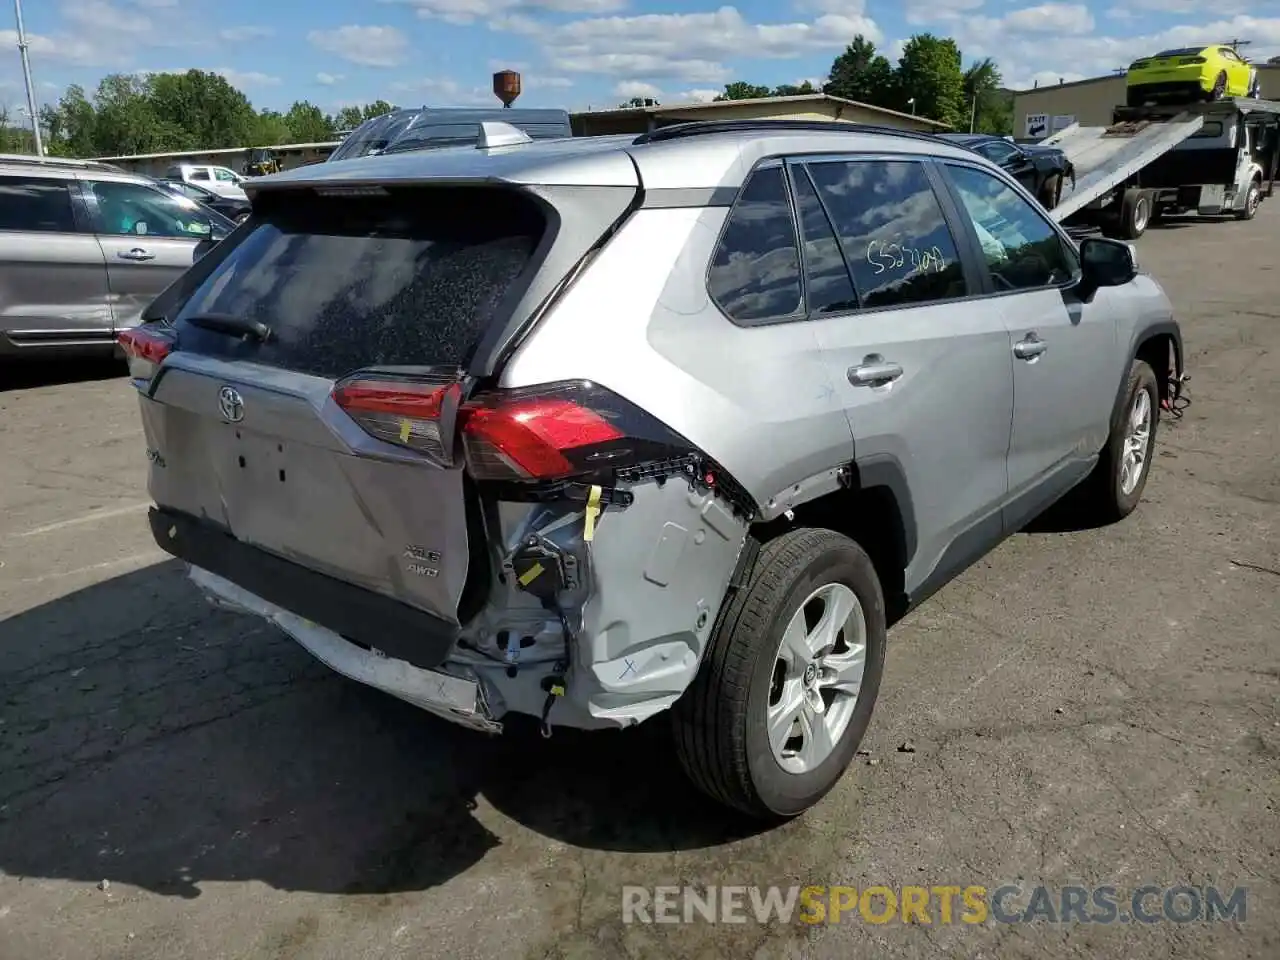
xmin=1078 ymin=237 xmax=1138 ymax=296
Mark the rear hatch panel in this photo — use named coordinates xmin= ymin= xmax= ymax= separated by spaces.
xmin=136 ymin=178 xmax=638 ymax=668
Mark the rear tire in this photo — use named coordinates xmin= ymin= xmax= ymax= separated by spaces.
xmin=1209 ymin=71 xmax=1228 ymax=101
xmin=1081 ymin=359 xmax=1160 ymax=524
xmin=672 ymin=528 xmax=887 ymax=820
xmin=1108 ymin=188 xmax=1152 ymax=240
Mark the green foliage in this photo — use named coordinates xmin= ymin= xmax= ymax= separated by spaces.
xmin=895 ymin=34 xmax=966 ymax=128
xmin=34 ymin=70 xmax=393 ymax=157
xmin=963 ymin=59 xmax=1013 ymax=135
xmin=713 ymin=80 xmax=816 ymax=101
xmin=824 ymin=36 xmax=896 ymax=106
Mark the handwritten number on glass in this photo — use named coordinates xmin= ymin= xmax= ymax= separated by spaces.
xmin=865 ymin=239 xmax=948 ymax=276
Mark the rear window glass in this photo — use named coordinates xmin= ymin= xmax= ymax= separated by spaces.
xmin=0 ymin=176 xmax=76 ymax=232
xmin=1154 ymin=48 xmax=1202 ymax=58
xmin=172 ymin=186 xmax=546 ymax=379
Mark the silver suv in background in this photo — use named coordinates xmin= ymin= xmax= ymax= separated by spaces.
xmin=0 ymin=154 xmax=234 ymax=363
xmin=123 ymin=119 xmax=1184 ymax=820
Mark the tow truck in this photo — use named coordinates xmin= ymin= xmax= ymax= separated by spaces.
xmin=1040 ymin=96 xmax=1280 ymax=238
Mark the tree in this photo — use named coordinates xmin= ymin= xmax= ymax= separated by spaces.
xmin=715 ymin=81 xmax=772 ymax=101
xmin=146 ymin=70 xmax=258 ymax=150
xmin=824 ymin=35 xmax=895 ymax=107
xmin=284 ymin=100 xmax=333 ymax=142
xmin=250 ymin=109 xmax=293 ymax=146
xmin=41 ymin=85 xmax=98 ymax=157
xmin=771 ymin=81 xmax=817 ymax=97
xmin=962 ymin=57 xmax=1013 ymax=135
xmin=361 ymin=100 xmax=395 ymax=120
xmin=894 ymin=34 xmax=966 ymax=128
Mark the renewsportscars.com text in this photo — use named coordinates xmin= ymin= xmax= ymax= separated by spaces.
xmin=621 ymin=884 xmax=1248 ymax=925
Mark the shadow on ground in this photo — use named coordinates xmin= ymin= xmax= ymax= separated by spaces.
xmin=0 ymin=562 xmax=762 ymax=900
xmin=0 ymin=357 xmax=126 ymax=392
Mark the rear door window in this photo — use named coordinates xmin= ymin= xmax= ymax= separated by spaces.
xmin=803 ymin=158 xmax=968 ymax=309
xmin=0 ymin=176 xmax=77 ymax=232
xmin=171 ymin=185 xmax=547 ymax=379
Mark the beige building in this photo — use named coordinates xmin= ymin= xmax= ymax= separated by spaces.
xmin=1014 ymin=64 xmax=1280 ymax=139
xmin=572 ymin=93 xmax=949 ymax=137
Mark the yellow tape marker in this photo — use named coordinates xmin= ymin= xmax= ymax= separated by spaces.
xmin=399 ymin=419 xmax=412 ymax=443
xmin=549 ymin=682 xmax=565 ymax=697
xmin=583 ymin=484 xmax=603 ymax=542
xmin=518 ymin=562 xmax=544 ymax=586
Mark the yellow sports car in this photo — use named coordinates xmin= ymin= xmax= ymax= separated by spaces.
xmin=1126 ymin=45 xmax=1260 ymax=107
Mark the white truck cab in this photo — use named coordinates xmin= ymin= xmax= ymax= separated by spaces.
xmin=162 ymin=163 xmax=248 ymax=201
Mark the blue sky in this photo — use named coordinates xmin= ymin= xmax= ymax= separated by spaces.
xmin=4 ymin=0 xmax=1280 ymax=118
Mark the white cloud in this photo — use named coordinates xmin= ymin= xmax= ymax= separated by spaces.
xmin=1003 ymin=3 xmax=1094 ymax=34
xmin=387 ymin=76 xmax=495 ymax=104
xmin=315 ymin=72 xmax=344 ymax=86
xmin=673 ymin=87 xmax=722 ymax=102
xmin=217 ymin=25 xmax=275 ymax=42
xmin=535 ymin=6 xmax=882 ymax=84
xmin=0 ymin=28 xmax=132 ymax=68
xmin=63 ymin=0 xmax=153 ymax=34
xmin=386 ymin=0 xmax=627 ymax=27
xmin=614 ymin=80 xmax=663 ymax=99
xmin=215 ymin=67 xmax=280 ymax=88
xmin=307 ymin=25 xmax=409 ymax=68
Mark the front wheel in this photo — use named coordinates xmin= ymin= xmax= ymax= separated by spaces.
xmin=672 ymin=528 xmax=887 ymax=819
xmin=1039 ymin=173 xmax=1063 ymax=210
xmin=1081 ymin=359 xmax=1160 ymax=523
xmin=1235 ymin=179 xmax=1261 ymax=220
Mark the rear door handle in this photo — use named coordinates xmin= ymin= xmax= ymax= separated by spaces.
xmin=1013 ymin=334 xmax=1048 ymax=360
xmin=847 ymin=359 xmax=904 ymax=386
xmin=117 ymin=248 xmax=155 ymax=261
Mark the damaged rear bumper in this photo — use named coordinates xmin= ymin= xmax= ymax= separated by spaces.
xmin=188 ymin=565 xmax=503 ymax=734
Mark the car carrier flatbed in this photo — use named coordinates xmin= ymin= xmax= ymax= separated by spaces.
xmin=1039 ymin=97 xmax=1280 ymax=238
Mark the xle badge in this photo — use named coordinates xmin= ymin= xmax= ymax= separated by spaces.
xmin=404 ymin=544 xmax=441 ymax=578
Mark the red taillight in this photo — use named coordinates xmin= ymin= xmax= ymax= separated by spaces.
xmin=117 ymin=325 xmax=174 ymax=380
xmin=461 ymin=394 xmax=625 ymax=480
xmin=333 ymin=374 xmax=461 ymax=461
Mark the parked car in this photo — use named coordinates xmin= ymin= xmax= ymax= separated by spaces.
xmin=939 ymin=133 xmax=1075 ymax=209
xmin=1126 ymin=45 xmax=1260 ymax=107
xmin=153 ymin=177 xmax=250 ymax=222
xmin=161 ymin=162 xmax=249 ymax=200
xmin=0 ymin=154 xmax=234 ymax=363
xmin=326 ymin=107 xmax=572 ymax=162
xmin=121 ymin=118 xmax=1183 ymax=819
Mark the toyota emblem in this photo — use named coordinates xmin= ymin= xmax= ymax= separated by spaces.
xmin=217 ymin=385 xmax=244 ymax=423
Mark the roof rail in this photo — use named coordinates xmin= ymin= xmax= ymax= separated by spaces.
xmin=632 ymin=118 xmax=949 ymax=147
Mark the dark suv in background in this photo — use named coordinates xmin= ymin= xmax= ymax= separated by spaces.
xmin=0 ymin=153 xmax=234 ymax=363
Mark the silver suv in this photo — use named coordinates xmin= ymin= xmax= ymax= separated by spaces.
xmin=123 ymin=119 xmax=1184 ymax=819
xmin=0 ymin=154 xmax=234 ymax=363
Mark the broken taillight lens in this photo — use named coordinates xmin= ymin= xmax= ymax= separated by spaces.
xmin=459 ymin=381 xmax=692 ymax=483
xmin=117 ymin=325 xmax=175 ymax=381
xmin=335 ymin=374 xmax=708 ymax=487
xmin=332 ymin=372 xmax=462 ymax=462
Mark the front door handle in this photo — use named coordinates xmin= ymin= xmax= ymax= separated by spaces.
xmin=117 ymin=248 xmax=155 ymax=261
xmin=1013 ymin=334 xmax=1048 ymax=360
xmin=847 ymin=358 xmax=904 ymax=386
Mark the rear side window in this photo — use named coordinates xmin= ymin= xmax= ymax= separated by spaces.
xmin=804 ymin=159 xmax=967 ymax=309
xmin=172 ymin=186 xmax=546 ymax=379
xmin=0 ymin=176 xmax=77 ymax=233
xmin=189 ymin=169 xmax=211 ymax=181
xmin=707 ymin=166 xmax=803 ymax=323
